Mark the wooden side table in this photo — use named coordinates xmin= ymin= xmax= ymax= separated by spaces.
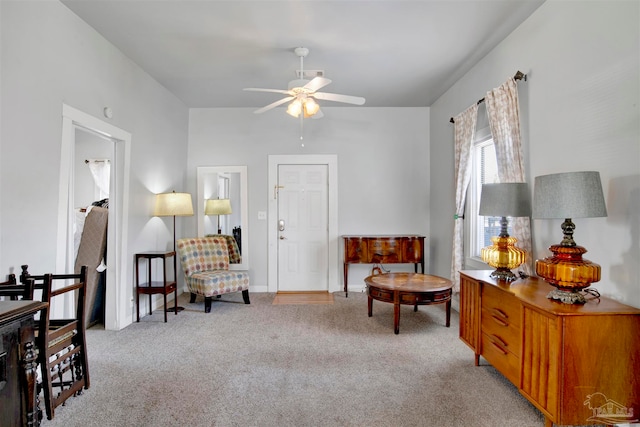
xmin=135 ymin=251 xmax=177 ymax=322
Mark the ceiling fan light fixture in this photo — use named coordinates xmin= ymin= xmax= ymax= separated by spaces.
xmin=244 ymin=47 xmax=365 ymax=122
xmin=286 ymin=99 xmax=302 ymax=117
xmin=303 ymin=98 xmax=320 ymax=116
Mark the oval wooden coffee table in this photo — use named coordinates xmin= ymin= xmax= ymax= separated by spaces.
xmin=365 ymin=272 xmax=452 ymax=334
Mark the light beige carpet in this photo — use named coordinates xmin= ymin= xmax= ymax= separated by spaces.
xmin=43 ymin=292 xmax=554 ymax=427
xmin=272 ymin=291 xmax=334 ymax=305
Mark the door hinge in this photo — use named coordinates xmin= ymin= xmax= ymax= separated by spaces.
xmin=274 ymin=185 xmax=284 ymax=199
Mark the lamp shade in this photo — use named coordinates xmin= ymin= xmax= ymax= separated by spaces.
xmin=153 ymin=192 xmax=194 ymax=217
xmin=286 ymin=100 xmax=302 ymax=118
xmin=205 ymin=199 xmax=232 ymax=216
xmin=479 ymin=183 xmax=531 ymax=217
xmin=533 ymin=171 xmax=607 ymax=219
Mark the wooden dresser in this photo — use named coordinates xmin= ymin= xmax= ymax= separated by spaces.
xmin=342 ymin=235 xmax=425 ymax=297
xmin=459 ymin=270 xmax=640 ymax=427
xmin=0 ymin=300 xmax=47 ymax=427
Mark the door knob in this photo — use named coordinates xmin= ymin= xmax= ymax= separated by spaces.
xmin=278 ymin=219 xmax=285 ymax=231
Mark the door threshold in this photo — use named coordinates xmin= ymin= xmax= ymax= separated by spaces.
xmin=273 ymin=291 xmax=334 ymax=305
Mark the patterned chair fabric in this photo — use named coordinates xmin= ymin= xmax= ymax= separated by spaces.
xmin=204 ymin=234 xmax=241 ymax=264
xmin=177 ymin=237 xmax=250 ymax=312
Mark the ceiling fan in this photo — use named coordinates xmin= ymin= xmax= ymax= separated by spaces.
xmin=243 ymin=47 xmax=366 ymax=120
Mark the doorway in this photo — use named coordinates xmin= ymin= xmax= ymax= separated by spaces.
xmin=267 ymin=155 xmax=339 ymax=293
xmin=74 ymin=128 xmax=112 ymax=326
xmin=58 ymin=104 xmax=131 ymax=330
xmin=276 ymin=164 xmax=329 ymax=291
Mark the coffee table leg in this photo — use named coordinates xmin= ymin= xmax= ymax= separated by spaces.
xmin=445 ymin=299 xmax=451 ymax=327
xmin=368 ymin=295 xmax=373 ymax=317
xmin=394 ymin=302 xmax=400 ymax=334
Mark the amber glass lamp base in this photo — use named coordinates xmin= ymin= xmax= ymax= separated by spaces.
xmin=481 ymin=236 xmax=527 ymax=282
xmin=535 ymin=243 xmax=601 ymax=304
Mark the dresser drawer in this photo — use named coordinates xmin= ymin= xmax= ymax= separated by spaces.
xmin=481 ymin=307 xmax=521 ymax=356
xmin=481 ymin=283 xmax=521 ymax=327
xmin=482 ymin=332 xmax=520 ymax=384
xmin=481 ymin=283 xmax=521 ymax=357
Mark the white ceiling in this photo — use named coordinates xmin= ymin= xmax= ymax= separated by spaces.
xmin=61 ymin=0 xmax=545 ymax=109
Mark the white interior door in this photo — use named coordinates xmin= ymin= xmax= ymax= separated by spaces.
xmin=277 ymin=164 xmax=328 ymax=292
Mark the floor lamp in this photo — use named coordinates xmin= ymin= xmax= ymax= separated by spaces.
xmin=154 ymin=191 xmax=194 ymax=312
xmin=205 ymin=198 xmax=232 ymax=234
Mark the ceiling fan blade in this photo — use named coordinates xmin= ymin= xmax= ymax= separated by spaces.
xmin=254 ymin=96 xmax=295 ymax=114
xmin=304 ymin=77 xmax=332 ymax=92
xmin=244 ymin=88 xmax=292 ymax=95
xmin=313 ymin=92 xmax=365 ymax=105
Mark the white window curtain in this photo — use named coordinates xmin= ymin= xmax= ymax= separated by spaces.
xmin=450 ymin=103 xmax=478 ymax=291
xmin=485 ymin=77 xmax=532 ymax=274
xmin=87 ymin=159 xmax=110 ymax=200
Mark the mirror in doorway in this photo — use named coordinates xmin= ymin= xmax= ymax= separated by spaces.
xmin=197 ymin=166 xmax=248 ymax=270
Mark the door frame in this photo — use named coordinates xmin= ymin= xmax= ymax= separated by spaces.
xmin=59 ymin=104 xmax=131 ymax=331
xmin=267 ymin=155 xmax=339 ymax=293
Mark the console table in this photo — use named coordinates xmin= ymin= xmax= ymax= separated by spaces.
xmin=0 ymin=300 xmax=47 ymax=426
xmin=342 ymin=235 xmax=425 ymax=297
xmin=459 ymin=270 xmax=640 ymax=427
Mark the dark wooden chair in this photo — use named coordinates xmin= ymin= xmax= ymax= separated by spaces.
xmin=22 ymin=265 xmax=90 ymax=420
xmin=0 ymin=273 xmax=34 ymax=300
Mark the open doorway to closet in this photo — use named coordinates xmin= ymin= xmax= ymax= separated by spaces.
xmin=74 ymin=129 xmax=112 ymax=327
xmin=58 ymin=105 xmax=131 ymax=331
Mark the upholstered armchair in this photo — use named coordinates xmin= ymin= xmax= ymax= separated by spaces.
xmin=205 ymin=234 xmax=241 ymax=264
xmin=176 ymin=236 xmax=250 ymax=313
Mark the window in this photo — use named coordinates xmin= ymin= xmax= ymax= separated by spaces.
xmin=467 ymin=130 xmax=512 ymax=263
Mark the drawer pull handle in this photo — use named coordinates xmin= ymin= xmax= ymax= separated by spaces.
xmin=490 ymin=309 xmax=509 ymax=327
xmin=491 ymin=308 xmax=508 ymax=319
xmin=489 ymin=336 xmax=508 ymax=354
xmin=490 ymin=334 xmax=508 ymax=348
xmin=491 ymin=314 xmax=509 ymax=327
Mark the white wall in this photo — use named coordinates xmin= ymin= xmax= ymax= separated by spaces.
xmin=0 ymin=1 xmax=189 ymax=320
xmin=188 ymin=107 xmax=430 ymax=289
xmin=430 ymin=0 xmax=640 ymax=307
